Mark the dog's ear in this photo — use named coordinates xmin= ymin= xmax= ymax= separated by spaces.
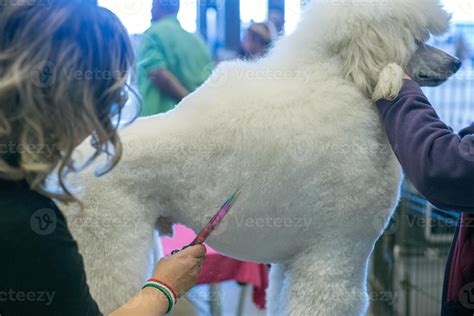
xmin=330 ymin=22 xmax=408 ymax=99
xmin=372 ymin=64 xmax=405 ymax=101
xmin=312 ymin=0 xmax=450 ymax=99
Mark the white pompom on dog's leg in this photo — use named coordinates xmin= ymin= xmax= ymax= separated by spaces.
xmin=282 ymin=246 xmax=370 ymax=316
xmin=372 ymin=63 xmax=405 ymax=101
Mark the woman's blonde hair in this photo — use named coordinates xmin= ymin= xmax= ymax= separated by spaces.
xmin=0 ymin=0 xmax=135 ymax=203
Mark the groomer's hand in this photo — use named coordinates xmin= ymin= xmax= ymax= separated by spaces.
xmin=110 ymin=245 xmax=206 ymax=316
xmin=152 ymin=245 xmax=206 ymax=297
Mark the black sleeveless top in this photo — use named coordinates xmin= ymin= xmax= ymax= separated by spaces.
xmin=0 ymin=179 xmax=102 ymax=316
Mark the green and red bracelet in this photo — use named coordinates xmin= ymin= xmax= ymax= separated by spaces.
xmin=142 ymin=279 xmax=177 ymax=314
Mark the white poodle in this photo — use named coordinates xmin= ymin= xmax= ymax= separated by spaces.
xmin=63 ymin=0 xmax=460 ymax=315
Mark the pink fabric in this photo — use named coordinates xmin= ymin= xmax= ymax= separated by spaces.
xmin=161 ymin=225 xmax=269 ymax=309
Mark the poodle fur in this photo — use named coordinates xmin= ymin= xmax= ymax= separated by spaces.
xmin=63 ymin=0 xmax=454 ymax=315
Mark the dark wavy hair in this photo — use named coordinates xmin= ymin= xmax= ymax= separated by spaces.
xmin=0 ymin=0 xmax=135 ymax=203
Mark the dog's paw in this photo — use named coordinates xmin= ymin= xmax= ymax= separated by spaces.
xmin=372 ymin=63 xmax=404 ymax=101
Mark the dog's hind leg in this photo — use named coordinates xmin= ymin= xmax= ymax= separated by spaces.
xmin=282 ymin=245 xmax=370 ymax=316
xmin=266 ymin=263 xmax=287 ymax=316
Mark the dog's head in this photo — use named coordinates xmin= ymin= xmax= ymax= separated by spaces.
xmin=308 ymin=0 xmax=461 ymax=99
xmin=407 ymin=42 xmax=462 ymax=86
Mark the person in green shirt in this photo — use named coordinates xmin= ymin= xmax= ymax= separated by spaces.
xmin=137 ymin=0 xmax=213 ymax=116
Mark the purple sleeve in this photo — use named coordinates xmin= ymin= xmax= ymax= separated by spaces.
xmin=376 ymin=80 xmax=474 ymax=213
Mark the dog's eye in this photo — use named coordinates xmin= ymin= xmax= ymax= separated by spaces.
xmin=415 ymin=39 xmax=425 ymax=47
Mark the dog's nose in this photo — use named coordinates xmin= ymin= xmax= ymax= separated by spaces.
xmin=452 ymin=59 xmax=462 ymax=72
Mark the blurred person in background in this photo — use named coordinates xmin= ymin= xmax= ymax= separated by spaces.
xmin=268 ymin=7 xmax=285 ymax=36
xmin=239 ymin=22 xmax=274 ymax=60
xmin=137 ymin=0 xmax=213 ymax=116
